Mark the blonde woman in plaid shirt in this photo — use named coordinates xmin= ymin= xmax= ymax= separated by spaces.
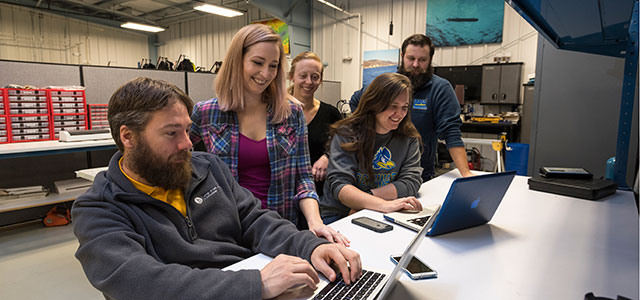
xmin=190 ymin=24 xmax=349 ymax=246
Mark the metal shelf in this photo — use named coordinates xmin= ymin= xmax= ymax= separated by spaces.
xmin=0 ymin=189 xmax=86 ymax=213
xmin=0 ymin=139 xmax=114 ymax=215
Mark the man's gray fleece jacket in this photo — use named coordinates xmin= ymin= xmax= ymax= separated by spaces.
xmin=72 ymin=151 xmax=327 ymax=300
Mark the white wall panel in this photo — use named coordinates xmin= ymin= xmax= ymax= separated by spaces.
xmin=312 ymin=0 xmax=538 ymax=100
xmin=311 ymin=2 xmax=361 ymax=101
xmin=0 ymin=3 xmax=148 ymax=67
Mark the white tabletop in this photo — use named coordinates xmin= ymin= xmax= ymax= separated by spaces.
xmin=228 ymin=171 xmax=640 ymax=300
xmin=0 ymin=139 xmax=115 ymax=157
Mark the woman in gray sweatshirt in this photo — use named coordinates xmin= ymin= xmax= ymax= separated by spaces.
xmin=320 ymin=73 xmax=424 ymax=223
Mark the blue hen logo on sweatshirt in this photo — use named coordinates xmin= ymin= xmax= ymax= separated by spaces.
xmin=372 ymin=146 xmax=395 ymax=170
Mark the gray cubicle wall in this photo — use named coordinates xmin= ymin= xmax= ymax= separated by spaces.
xmin=528 ymin=38 xmax=639 ymax=184
xmin=82 ymin=66 xmax=186 ymax=104
xmin=187 ymin=72 xmax=216 ymax=103
xmin=186 ymin=75 xmax=342 ymax=108
xmin=0 ymin=60 xmax=81 ymax=87
xmin=183 ymin=74 xmax=340 ymax=106
xmin=316 ymin=80 xmax=342 ymax=108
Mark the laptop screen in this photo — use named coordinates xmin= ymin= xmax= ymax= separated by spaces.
xmin=377 ymin=205 xmax=441 ymax=299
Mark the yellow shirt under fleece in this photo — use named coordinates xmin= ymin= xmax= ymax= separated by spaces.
xmin=119 ymin=157 xmax=186 ymax=216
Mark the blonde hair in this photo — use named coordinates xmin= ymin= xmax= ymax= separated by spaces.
xmin=287 ymin=51 xmax=324 ymax=95
xmin=215 ymin=24 xmax=291 ymax=123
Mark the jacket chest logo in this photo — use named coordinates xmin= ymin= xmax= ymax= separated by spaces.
xmin=194 ymin=186 xmax=219 ymax=204
xmin=412 ymin=98 xmax=428 ymax=110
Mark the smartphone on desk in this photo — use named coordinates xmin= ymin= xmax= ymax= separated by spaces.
xmin=390 ymin=254 xmax=438 ymax=280
xmin=351 ymin=216 xmax=393 ymax=233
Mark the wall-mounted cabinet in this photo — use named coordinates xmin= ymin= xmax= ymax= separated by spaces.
xmin=481 ymin=63 xmax=523 ymax=105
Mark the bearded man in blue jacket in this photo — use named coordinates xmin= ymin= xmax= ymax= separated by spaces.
xmin=72 ymin=77 xmax=361 ymax=300
xmin=350 ymin=34 xmax=473 ymax=181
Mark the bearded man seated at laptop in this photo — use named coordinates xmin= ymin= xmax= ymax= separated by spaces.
xmin=71 ymin=77 xmax=361 ymax=300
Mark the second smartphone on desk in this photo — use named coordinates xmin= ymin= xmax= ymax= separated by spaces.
xmin=390 ymin=255 xmax=438 ymax=279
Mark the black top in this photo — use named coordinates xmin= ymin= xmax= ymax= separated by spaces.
xmin=307 ymin=101 xmax=342 ymax=197
xmin=308 ymin=102 xmax=342 ymax=162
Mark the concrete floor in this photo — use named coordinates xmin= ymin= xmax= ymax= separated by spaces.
xmin=0 ymin=222 xmax=103 ymax=300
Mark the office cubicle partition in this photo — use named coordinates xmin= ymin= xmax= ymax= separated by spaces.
xmin=0 ymin=60 xmax=82 ymax=87
xmin=185 ymin=74 xmax=342 ymax=107
xmin=186 ymin=72 xmax=216 ymax=103
xmin=0 ymin=59 xmax=342 ymax=107
xmin=82 ymin=66 xmax=187 ymax=104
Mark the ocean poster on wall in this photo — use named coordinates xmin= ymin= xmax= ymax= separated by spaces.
xmin=426 ymin=0 xmax=504 ymax=47
xmin=362 ymin=49 xmax=399 ymax=87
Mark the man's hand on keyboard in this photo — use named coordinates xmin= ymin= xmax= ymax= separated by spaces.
xmin=310 ymin=244 xmax=362 ymax=285
xmin=260 ymin=254 xmax=320 ymax=299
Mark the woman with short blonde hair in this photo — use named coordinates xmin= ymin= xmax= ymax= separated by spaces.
xmin=287 ymin=51 xmax=342 ymax=198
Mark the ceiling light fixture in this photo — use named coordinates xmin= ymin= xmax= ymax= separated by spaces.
xmin=120 ymin=22 xmax=165 ymax=33
xmin=194 ymin=4 xmax=244 ymax=17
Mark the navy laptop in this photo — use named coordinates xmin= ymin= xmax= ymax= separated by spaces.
xmin=384 ymin=171 xmax=516 ymax=236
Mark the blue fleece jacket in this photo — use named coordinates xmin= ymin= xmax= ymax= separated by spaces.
xmin=349 ymin=74 xmax=463 ymax=179
xmin=72 ymin=151 xmax=327 ymax=300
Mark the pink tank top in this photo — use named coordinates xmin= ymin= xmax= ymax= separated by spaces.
xmin=237 ymin=133 xmax=271 ymax=208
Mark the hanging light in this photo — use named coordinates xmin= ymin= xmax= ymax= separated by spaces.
xmin=194 ymin=4 xmax=244 ymax=17
xmin=120 ymin=22 xmax=165 ymax=33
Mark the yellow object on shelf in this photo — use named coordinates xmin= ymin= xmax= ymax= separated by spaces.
xmin=471 ymin=117 xmax=502 ymax=123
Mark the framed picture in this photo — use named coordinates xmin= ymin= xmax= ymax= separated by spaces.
xmin=362 ymin=49 xmax=399 ymax=87
xmin=426 ymin=0 xmax=504 ymax=47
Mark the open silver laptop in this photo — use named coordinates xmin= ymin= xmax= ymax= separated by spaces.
xmin=383 ymin=171 xmax=516 ymax=236
xmin=383 ymin=204 xmax=440 ymax=232
xmin=279 ymin=207 xmax=441 ymax=300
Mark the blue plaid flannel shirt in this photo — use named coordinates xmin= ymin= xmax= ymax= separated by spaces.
xmin=190 ymin=98 xmax=318 ymax=224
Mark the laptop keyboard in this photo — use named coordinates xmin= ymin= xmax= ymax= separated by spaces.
xmin=314 ymin=269 xmax=386 ymax=300
xmin=408 ymin=215 xmax=431 ymax=226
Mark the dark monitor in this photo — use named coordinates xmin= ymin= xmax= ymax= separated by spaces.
xmin=434 ymin=65 xmax=482 ymax=102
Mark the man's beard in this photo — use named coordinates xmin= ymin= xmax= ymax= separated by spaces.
xmin=398 ymin=62 xmax=433 ymax=88
xmin=127 ymin=135 xmax=192 ymax=190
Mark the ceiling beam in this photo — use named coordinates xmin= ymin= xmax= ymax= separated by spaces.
xmin=283 ymin=0 xmax=304 ymax=18
xmin=137 ymin=0 xmax=197 ymax=18
xmin=63 ymin=0 xmax=159 ymax=24
xmin=157 ymin=10 xmax=205 ymax=25
xmin=151 ymin=0 xmax=190 ymax=7
xmin=0 ymin=0 xmax=157 ymax=33
xmin=95 ymin=0 xmax=133 ymax=9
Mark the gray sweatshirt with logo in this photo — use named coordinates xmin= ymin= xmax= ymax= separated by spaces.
xmin=320 ymin=132 xmax=423 ymax=219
